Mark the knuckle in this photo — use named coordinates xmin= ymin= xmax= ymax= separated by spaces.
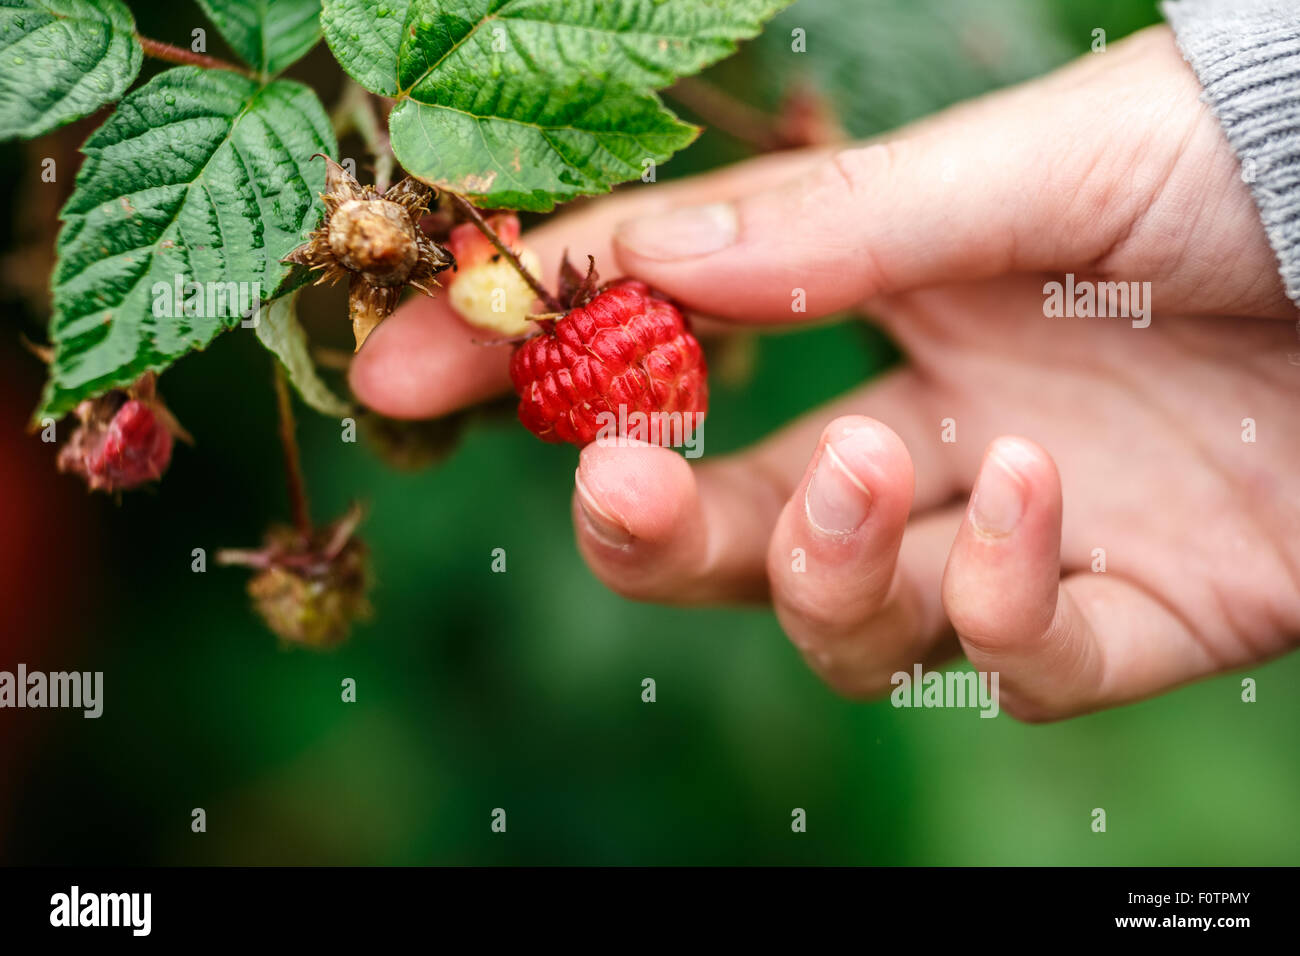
xmin=822 ymin=142 xmax=897 ymax=200
xmin=945 ymin=594 xmax=1013 ymax=657
xmin=952 ymin=621 xmax=1014 ymax=659
xmin=996 ymin=686 xmax=1068 ymax=724
xmin=795 ymin=639 xmax=897 ymax=701
xmin=775 ymin=584 xmax=854 ymax=639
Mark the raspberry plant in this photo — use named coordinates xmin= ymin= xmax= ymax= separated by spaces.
xmin=2 ymin=0 xmax=793 ymax=644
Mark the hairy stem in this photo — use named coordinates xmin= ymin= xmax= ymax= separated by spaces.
xmin=135 ymin=34 xmax=250 ymax=76
xmin=359 ymin=94 xmax=395 ymax=195
xmin=334 ymin=81 xmax=396 ymax=193
xmin=665 ymin=77 xmax=781 ymax=151
xmin=448 ymin=193 xmax=563 ymax=313
xmin=273 ymin=364 xmax=312 ymax=538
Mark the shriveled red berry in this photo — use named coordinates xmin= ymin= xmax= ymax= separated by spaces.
xmin=97 ymin=400 xmax=172 ymax=485
xmin=57 ymin=375 xmax=182 ymax=493
xmin=508 ymin=280 xmax=707 ymax=447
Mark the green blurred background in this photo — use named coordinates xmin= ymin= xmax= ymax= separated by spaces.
xmin=1 ymin=0 xmax=1297 ymax=865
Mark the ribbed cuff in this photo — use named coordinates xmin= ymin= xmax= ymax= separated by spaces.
xmin=1163 ymin=0 xmax=1300 ymax=305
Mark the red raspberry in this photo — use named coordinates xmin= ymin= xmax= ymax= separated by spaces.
xmin=508 ymin=280 xmax=707 ymax=447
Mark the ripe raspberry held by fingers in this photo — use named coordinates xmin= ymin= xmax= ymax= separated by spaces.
xmin=506 ymin=280 xmax=708 ymax=448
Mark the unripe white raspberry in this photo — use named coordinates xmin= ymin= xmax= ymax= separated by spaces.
xmin=445 ymin=215 xmax=542 ymax=336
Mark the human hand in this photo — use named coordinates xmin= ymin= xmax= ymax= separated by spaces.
xmin=351 ymin=26 xmax=1300 ymax=721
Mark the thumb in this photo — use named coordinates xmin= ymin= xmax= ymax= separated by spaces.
xmin=612 ymin=46 xmax=1164 ymax=322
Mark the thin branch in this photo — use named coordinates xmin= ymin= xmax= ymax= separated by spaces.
xmin=333 ymin=81 xmax=396 ymax=193
xmin=273 ymin=364 xmax=313 ymax=538
xmin=214 ymin=548 xmax=271 ymax=570
xmin=447 ymin=193 xmax=563 ymax=313
xmin=665 ymin=77 xmax=782 ymax=152
xmin=330 ymin=86 xmax=360 ymax=140
xmin=135 ymin=34 xmax=251 ymax=76
xmin=358 ymin=93 xmax=395 ymax=194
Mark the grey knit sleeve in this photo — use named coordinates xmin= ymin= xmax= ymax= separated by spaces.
xmin=1162 ymin=0 xmax=1300 ymax=305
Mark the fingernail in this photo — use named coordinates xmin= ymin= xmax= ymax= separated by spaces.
xmin=970 ymin=444 xmax=1030 ymax=536
xmin=805 ymin=441 xmax=873 ymax=535
xmin=575 ymin=468 xmax=633 ymax=548
xmin=615 ymin=203 xmax=738 ymax=261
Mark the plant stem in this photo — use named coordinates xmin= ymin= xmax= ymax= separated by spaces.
xmin=448 ymin=193 xmax=563 ymax=312
xmin=273 ymin=364 xmax=313 ymax=538
xmin=334 ymin=81 xmax=395 ymax=193
xmin=329 ymin=89 xmax=358 ymax=140
xmin=359 ymin=94 xmax=395 ymax=195
xmin=665 ymin=77 xmax=782 ymax=151
xmin=135 ymin=34 xmax=250 ymax=76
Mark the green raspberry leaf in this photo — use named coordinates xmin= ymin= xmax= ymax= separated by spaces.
xmin=388 ymin=84 xmax=696 ymax=211
xmin=322 ymin=0 xmax=793 ymax=210
xmin=319 ymin=0 xmax=404 ymax=96
xmin=38 ymin=66 xmax=336 ymax=421
xmin=0 ymin=0 xmax=142 ymax=140
xmin=254 ymin=293 xmax=353 ymax=418
xmin=196 ymin=0 xmax=323 ymax=78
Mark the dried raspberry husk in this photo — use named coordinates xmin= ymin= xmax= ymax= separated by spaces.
xmin=218 ymin=505 xmax=370 ymax=648
xmin=56 ymin=372 xmax=187 ymax=493
xmin=363 ymin=396 xmax=517 ymax=470
xmin=508 ymin=280 xmax=707 ymax=447
xmin=362 ymin=411 xmax=466 ymax=471
xmin=283 ymin=156 xmax=453 ymax=350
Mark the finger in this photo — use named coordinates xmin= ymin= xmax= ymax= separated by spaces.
xmin=572 ymin=441 xmax=784 ymax=604
xmin=749 ymin=368 xmax=961 ymax=512
xmin=528 ymin=149 xmax=834 ymax=295
xmin=942 ymin=436 xmax=1216 ymax=721
xmin=571 ymin=369 xmax=956 ymax=604
xmin=614 ymin=143 xmax=1111 ymax=322
xmin=344 ymin=297 xmax=515 ymax=419
xmin=790 ymin=508 xmax=964 ymax=698
xmin=612 ymin=43 xmax=1168 ymax=322
xmin=767 ymin=416 xmax=914 ymax=643
xmin=764 ymin=415 xmax=963 ymax=696
xmin=349 ymin=149 xmax=830 ymax=418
